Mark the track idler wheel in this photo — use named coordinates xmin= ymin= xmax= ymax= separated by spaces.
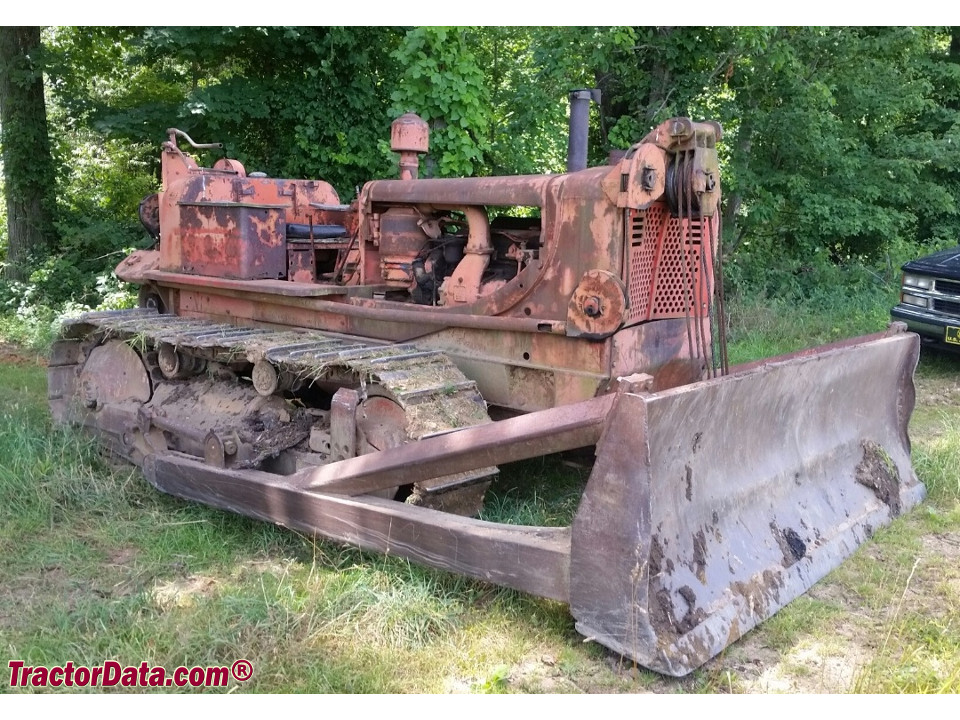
xmin=75 ymin=339 xmax=160 ymax=462
xmin=356 ymin=396 xmax=409 ymax=454
xmin=204 ymin=430 xmax=243 ymax=469
xmin=78 ymin=340 xmax=152 ymax=409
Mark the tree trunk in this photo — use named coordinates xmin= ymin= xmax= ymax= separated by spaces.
xmin=644 ymin=27 xmax=675 ymax=124
xmin=0 ymin=26 xmax=57 ymax=282
xmin=723 ymin=134 xmax=751 ymax=256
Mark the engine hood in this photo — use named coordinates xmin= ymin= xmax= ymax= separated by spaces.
xmin=903 ymin=246 xmax=960 ymax=276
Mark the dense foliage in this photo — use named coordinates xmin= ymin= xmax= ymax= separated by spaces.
xmin=0 ymin=27 xmax=57 ymax=283
xmin=1 ymin=26 xmax=959 ymax=316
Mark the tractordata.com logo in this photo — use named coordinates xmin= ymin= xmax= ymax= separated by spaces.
xmin=8 ymin=660 xmax=253 ymax=688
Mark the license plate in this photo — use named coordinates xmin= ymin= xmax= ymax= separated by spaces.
xmin=946 ymin=326 xmax=960 ymax=345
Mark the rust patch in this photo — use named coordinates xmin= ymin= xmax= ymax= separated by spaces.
xmin=565 ymin=269 xmax=627 ymax=339
xmin=675 ymin=585 xmax=705 ymax=634
xmin=770 ymin=522 xmax=807 ymax=567
xmin=647 ymin=533 xmax=707 ymax=640
xmin=507 ymin=364 xmax=555 ymax=408
xmin=730 ymin=570 xmax=784 ymax=623
xmin=763 ymin=569 xmax=782 ymax=590
xmin=855 ymin=441 xmax=902 ymax=515
xmin=649 ymin=536 xmax=663 ymax=575
xmin=651 ymin=587 xmax=675 ymax=638
xmin=726 ymin=616 xmax=741 ymax=646
xmin=651 ymin=358 xmax=705 ymax=391
xmin=692 ymin=530 xmax=707 ymax=584
xmin=730 ymin=580 xmax=766 ymax=619
xmin=179 ymin=203 xmax=286 ymax=280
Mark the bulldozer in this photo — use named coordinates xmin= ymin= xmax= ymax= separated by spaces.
xmin=47 ymin=98 xmax=924 ymax=676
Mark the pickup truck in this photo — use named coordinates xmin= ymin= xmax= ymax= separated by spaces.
xmin=891 ymin=246 xmax=960 ymax=351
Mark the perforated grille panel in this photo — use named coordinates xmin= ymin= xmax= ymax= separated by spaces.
xmin=652 ymin=212 xmax=703 ymax=317
xmin=627 ymin=211 xmax=657 ymax=320
xmin=626 ymin=205 xmax=710 ymax=324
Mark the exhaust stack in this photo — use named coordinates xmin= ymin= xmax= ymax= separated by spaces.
xmin=567 ymin=89 xmax=601 ymax=172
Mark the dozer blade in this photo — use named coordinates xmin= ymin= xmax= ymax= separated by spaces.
xmin=132 ymin=327 xmax=920 ymax=677
xmin=570 ymin=328 xmax=923 ymax=675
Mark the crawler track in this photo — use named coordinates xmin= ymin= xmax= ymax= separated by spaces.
xmin=50 ymin=308 xmax=495 ymax=514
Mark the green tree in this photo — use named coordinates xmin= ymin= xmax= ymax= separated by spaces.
xmin=526 ymin=27 xmax=739 ymax=159
xmin=46 ymin=26 xmax=406 ymax=198
xmin=0 ymin=26 xmax=57 ymax=281
xmin=911 ymin=27 xmax=960 ymax=249
xmin=477 ymin=27 xmax=585 ymax=175
xmin=390 ymin=27 xmax=491 ymax=177
xmin=8 ymin=25 xmax=960 ymax=310
xmin=721 ymin=27 xmax=960 ymax=267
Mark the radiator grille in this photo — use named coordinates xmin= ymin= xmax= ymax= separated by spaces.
xmin=935 ymin=278 xmax=960 ymax=296
xmin=627 ymin=212 xmax=657 ymax=320
xmin=626 ymin=205 xmax=708 ymax=324
xmin=934 ymin=298 xmax=960 ymax=315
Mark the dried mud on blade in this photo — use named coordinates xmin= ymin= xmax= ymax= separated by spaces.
xmin=570 ymin=329 xmax=923 ymax=675
xmin=137 ymin=330 xmax=922 ymax=677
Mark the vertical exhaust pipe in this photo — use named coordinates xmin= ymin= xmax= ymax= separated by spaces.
xmin=567 ymin=89 xmax=601 ymax=172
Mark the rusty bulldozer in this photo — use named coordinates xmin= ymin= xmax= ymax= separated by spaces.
xmin=48 ymin=98 xmax=923 ymax=676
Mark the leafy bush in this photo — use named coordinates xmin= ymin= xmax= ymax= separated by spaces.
xmin=1 ymin=129 xmax=155 ymax=311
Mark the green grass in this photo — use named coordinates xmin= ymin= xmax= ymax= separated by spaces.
xmin=480 ymin=456 xmax=589 ymax=527
xmin=752 ymin=596 xmax=848 ymax=652
xmin=0 ymin=308 xmax=62 ymax=354
xmin=0 ymin=360 xmax=627 ymax=693
xmin=2 ymin=284 xmax=960 ymax=693
xmin=724 ymin=288 xmax=894 ymax=364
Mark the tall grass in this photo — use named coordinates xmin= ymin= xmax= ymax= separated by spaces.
xmin=0 ymin=306 xmax=62 ymax=353
xmin=0 ymin=361 xmax=601 ymax=693
xmin=724 ymin=271 xmax=896 ymax=365
xmin=1 ymin=260 xmax=958 ymax=693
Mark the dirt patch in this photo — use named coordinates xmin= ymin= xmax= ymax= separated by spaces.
xmin=1 ymin=567 xmax=87 ymax=631
xmin=921 ymin=531 xmax=960 ymax=560
xmin=855 ymin=441 xmax=902 ymax=515
xmin=914 ymin=532 xmax=960 ymax=611
xmin=237 ymin=408 xmax=312 ymax=468
xmin=107 ymin=547 xmax=139 ymax=567
xmin=151 ymin=574 xmax=219 ymax=610
xmin=738 ymin=637 xmax=872 ymax=693
xmin=502 ymin=655 xmax=588 ymax=693
xmin=0 ymin=342 xmax=45 ymax=367
xmin=915 ymin=371 xmax=960 ymax=409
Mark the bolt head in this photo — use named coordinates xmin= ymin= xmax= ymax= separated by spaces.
xmin=583 ymin=296 xmax=602 ymax=317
